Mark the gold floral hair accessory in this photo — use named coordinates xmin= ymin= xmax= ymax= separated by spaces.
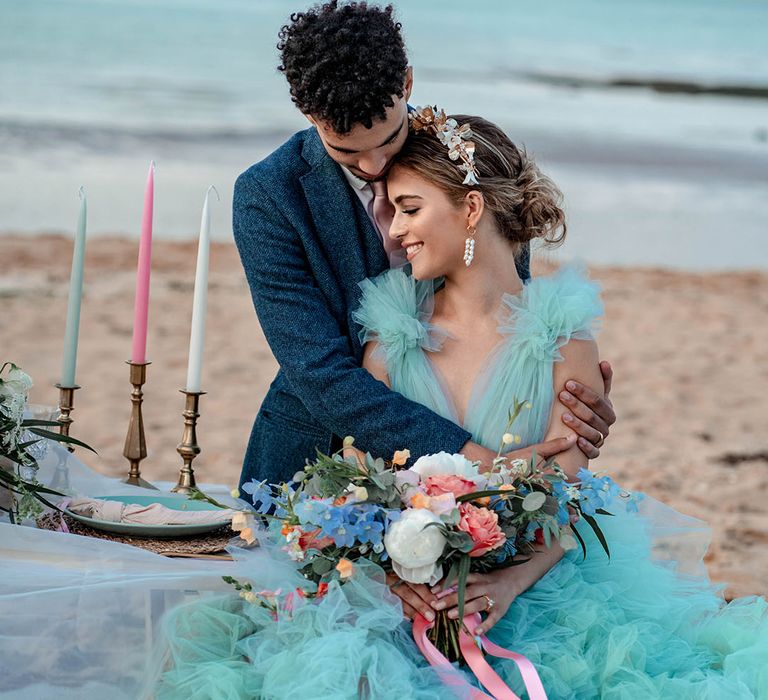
xmin=409 ymin=105 xmax=479 ymax=186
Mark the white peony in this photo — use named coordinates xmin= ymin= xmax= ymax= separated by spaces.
xmin=409 ymin=451 xmax=487 ymax=489
xmin=384 ymin=508 xmax=447 ymax=585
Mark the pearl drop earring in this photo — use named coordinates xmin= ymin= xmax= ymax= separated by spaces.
xmin=464 ymin=224 xmax=476 ymax=267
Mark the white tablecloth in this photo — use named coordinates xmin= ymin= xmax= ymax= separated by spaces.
xmin=0 ymin=442 xmax=251 ymax=699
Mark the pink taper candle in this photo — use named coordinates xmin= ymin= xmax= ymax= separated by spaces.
xmin=131 ymin=161 xmax=155 ymax=364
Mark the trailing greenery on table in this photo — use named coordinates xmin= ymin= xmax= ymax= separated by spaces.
xmin=0 ymin=362 xmax=94 ymax=522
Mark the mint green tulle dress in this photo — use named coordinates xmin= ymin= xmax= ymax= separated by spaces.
xmin=154 ymin=267 xmax=768 ymax=700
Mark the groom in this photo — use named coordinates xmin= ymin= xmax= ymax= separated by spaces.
xmin=233 ymin=1 xmax=615 ymax=489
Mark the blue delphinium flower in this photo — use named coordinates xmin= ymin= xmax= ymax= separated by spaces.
xmin=490 ymin=496 xmax=507 ymax=514
xmin=241 ymin=479 xmax=275 ymax=514
xmin=551 ymin=480 xmax=573 ymax=506
xmin=316 ymin=505 xmax=347 ymax=539
xmin=352 ymin=506 xmax=385 ymax=546
xmin=495 ymin=538 xmax=518 ymax=564
xmin=624 ymin=491 xmax=645 ymax=514
xmin=578 ymin=489 xmax=602 ymax=516
xmin=575 ymin=468 xmax=621 ymax=516
xmin=294 ymin=497 xmax=331 ymax=527
xmin=331 ymin=521 xmax=358 ymax=548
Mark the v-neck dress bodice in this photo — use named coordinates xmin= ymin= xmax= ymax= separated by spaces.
xmin=352 ymin=266 xmax=603 ymax=450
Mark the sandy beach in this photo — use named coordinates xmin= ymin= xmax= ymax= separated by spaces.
xmin=2 ymin=233 xmax=767 ymax=598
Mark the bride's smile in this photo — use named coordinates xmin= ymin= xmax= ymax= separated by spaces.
xmin=403 ymin=242 xmax=424 ymax=261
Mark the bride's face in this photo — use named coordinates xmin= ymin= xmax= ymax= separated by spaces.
xmin=386 ymin=165 xmax=469 ymax=280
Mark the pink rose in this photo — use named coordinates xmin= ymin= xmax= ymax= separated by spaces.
xmin=424 ymin=474 xmax=477 ymax=498
xmin=457 ymin=503 xmax=506 ymax=557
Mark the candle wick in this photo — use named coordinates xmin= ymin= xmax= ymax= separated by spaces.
xmin=207 ymin=185 xmax=220 ymax=202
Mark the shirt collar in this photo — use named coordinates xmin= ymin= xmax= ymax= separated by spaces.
xmin=339 ymin=164 xmax=369 ymax=191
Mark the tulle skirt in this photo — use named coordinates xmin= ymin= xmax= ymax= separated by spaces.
xmin=1 ymin=494 xmax=766 ymax=700
xmin=152 ymin=496 xmax=768 ymax=699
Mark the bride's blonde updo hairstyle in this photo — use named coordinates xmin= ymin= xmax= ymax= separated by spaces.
xmin=394 ymin=114 xmax=566 ymax=249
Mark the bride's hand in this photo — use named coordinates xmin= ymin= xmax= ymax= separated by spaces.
xmin=428 ymin=569 xmax=521 ymax=636
xmin=385 ymin=571 xmax=439 ymax=622
xmin=429 ymin=543 xmax=566 ymax=635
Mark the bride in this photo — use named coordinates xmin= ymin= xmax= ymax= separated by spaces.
xmin=152 ymin=109 xmax=767 ymax=698
xmin=353 ymin=108 xmax=603 ymax=630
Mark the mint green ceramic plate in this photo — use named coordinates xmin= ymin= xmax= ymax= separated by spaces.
xmin=63 ymin=495 xmax=232 ymax=538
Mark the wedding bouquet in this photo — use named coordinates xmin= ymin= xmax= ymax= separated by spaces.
xmin=228 ymin=400 xmax=640 ymax=664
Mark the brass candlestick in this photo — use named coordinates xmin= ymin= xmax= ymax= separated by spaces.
xmin=55 ymin=383 xmax=80 ymax=452
xmin=171 ymin=390 xmax=205 ymax=494
xmin=123 ymin=361 xmax=156 ymax=489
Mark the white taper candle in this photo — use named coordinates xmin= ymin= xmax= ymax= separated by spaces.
xmin=185 ymin=186 xmax=217 ymax=392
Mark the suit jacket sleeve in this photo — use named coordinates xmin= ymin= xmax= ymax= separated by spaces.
xmin=233 ymin=169 xmax=473 ymax=459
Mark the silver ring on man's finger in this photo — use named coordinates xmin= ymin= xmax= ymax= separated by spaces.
xmin=596 ymin=431 xmax=605 ymax=447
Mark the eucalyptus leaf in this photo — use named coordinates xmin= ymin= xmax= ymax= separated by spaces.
xmin=441 ymin=509 xmax=460 ymax=526
xmin=376 ymin=471 xmax=395 ymax=487
xmin=542 ymin=495 xmax=560 ymax=516
xmin=522 ymin=491 xmax=546 ymax=511
xmin=311 ymin=557 xmax=333 ymax=575
xmin=445 ymin=531 xmax=474 ymax=553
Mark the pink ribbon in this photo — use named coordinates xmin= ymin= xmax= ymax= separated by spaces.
xmin=413 ymin=613 xmax=547 ymax=700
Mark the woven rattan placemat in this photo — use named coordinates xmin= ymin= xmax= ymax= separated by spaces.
xmin=36 ymin=512 xmax=234 ymax=558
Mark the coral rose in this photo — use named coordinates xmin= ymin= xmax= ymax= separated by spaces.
xmin=457 ymin=503 xmax=506 ymax=557
xmin=298 ymin=528 xmax=334 ymax=551
xmin=423 ymin=474 xmax=477 ymax=498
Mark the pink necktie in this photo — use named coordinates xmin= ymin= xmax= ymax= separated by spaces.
xmin=370 ymin=180 xmax=402 ymax=262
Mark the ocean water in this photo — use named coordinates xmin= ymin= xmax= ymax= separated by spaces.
xmin=1 ymin=0 xmax=767 ymax=269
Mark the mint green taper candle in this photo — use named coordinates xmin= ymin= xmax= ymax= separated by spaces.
xmin=60 ymin=188 xmax=87 ymax=387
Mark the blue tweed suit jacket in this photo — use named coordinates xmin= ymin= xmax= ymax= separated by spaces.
xmin=233 ymin=127 xmax=530 ymax=487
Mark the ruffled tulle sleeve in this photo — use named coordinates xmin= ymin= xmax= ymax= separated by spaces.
xmin=352 ymin=269 xmax=447 ymax=368
xmin=499 ymin=266 xmax=603 ymax=362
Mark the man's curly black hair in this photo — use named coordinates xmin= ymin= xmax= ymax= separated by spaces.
xmin=278 ymin=1 xmax=408 ymax=134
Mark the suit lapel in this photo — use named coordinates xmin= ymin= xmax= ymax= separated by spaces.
xmin=300 ymin=131 xmax=388 ymax=281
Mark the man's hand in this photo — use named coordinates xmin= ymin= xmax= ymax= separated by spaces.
xmin=386 ymin=572 xmax=438 ymax=622
xmin=559 ymin=360 xmax=616 ymax=459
